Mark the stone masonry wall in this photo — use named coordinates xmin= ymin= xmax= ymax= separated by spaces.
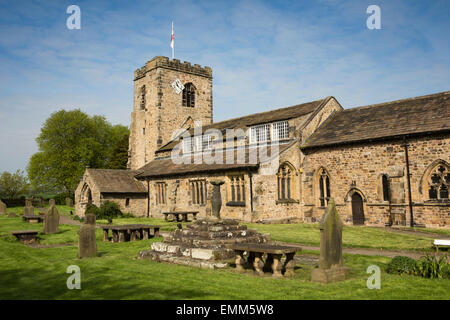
xmin=301 ymin=134 xmax=450 ymax=228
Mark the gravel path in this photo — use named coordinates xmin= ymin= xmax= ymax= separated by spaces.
xmin=272 ymin=241 xmax=429 ymax=259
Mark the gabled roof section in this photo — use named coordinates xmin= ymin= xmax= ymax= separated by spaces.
xmin=87 ymin=169 xmax=147 ymax=193
xmin=136 ymin=142 xmax=295 ymax=179
xmin=302 ymin=91 xmax=450 ymax=149
xmin=157 ymin=97 xmax=332 ymax=152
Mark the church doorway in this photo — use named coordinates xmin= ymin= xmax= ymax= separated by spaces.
xmin=351 ymin=193 xmax=365 ymax=225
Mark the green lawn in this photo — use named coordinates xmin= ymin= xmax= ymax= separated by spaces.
xmin=5 ymin=206 xmax=444 ymax=251
xmin=0 ymin=214 xmax=449 ymax=300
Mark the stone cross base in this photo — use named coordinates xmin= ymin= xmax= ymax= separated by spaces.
xmin=311 ymin=266 xmax=350 ymax=284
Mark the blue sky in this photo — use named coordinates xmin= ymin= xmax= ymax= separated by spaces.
xmin=0 ymin=0 xmax=449 ymax=173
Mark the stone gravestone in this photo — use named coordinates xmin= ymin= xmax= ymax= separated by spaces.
xmin=78 ymin=214 xmax=97 ymax=258
xmin=49 ymin=199 xmax=56 ymax=206
xmin=24 ymin=205 xmax=35 ymax=216
xmin=65 ymin=197 xmax=74 ymax=207
xmin=25 ymin=199 xmax=32 ymax=207
xmin=311 ymin=198 xmax=350 ymax=284
xmin=210 ymin=181 xmax=224 ymax=220
xmin=0 ymin=200 xmax=6 ymax=215
xmin=43 ymin=205 xmax=60 ymax=234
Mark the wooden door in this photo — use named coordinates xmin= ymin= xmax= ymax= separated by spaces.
xmin=351 ymin=193 xmax=365 ymax=225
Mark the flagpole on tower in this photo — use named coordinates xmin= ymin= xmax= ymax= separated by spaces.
xmin=171 ymin=21 xmax=174 ymax=59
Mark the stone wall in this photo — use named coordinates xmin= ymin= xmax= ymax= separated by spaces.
xmin=301 ymin=133 xmax=450 ymax=228
xmin=74 ymin=171 xmax=102 ymax=216
xmin=101 ymin=193 xmax=147 ymax=217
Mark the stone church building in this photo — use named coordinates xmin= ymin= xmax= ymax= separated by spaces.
xmin=75 ymin=56 xmax=449 ymax=228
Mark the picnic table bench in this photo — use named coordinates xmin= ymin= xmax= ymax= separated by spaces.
xmin=101 ymin=224 xmax=161 ymax=243
xmin=11 ymin=230 xmax=39 ymax=244
xmin=22 ymin=215 xmax=45 ymax=223
xmin=229 ymin=243 xmax=300 ymax=277
xmin=433 ymin=239 xmax=450 ymax=253
xmin=163 ymin=211 xmax=198 ymax=222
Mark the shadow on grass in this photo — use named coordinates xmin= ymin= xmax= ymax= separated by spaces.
xmin=0 ymin=266 xmax=208 ymax=300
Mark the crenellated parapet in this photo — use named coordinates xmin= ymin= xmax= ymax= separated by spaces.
xmin=134 ymin=56 xmax=212 ymax=80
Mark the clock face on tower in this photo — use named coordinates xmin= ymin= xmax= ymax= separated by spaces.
xmin=171 ymin=78 xmax=184 ymax=94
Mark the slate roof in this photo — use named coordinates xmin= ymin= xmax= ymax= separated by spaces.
xmin=87 ymin=169 xmax=147 ymax=193
xmin=156 ymin=97 xmax=332 ymax=152
xmin=302 ymin=91 xmax=450 ymax=149
xmin=136 ymin=142 xmax=295 ymax=178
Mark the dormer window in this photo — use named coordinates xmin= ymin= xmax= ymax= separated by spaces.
xmin=250 ymin=124 xmax=270 ymax=143
xmin=249 ymin=120 xmax=289 ymax=144
xmin=272 ymin=120 xmax=289 ymax=141
xmin=182 ymin=83 xmax=195 ymax=107
xmin=183 ymin=134 xmax=211 ymax=153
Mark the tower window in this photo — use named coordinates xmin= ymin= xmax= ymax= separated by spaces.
xmin=139 ymin=85 xmax=146 ymax=110
xmin=182 ymin=83 xmax=196 ymax=107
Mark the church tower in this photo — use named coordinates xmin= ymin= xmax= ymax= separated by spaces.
xmin=128 ymin=56 xmax=213 ymax=169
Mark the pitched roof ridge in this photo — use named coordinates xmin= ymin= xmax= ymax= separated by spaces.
xmin=210 ymin=97 xmax=328 ymax=127
xmin=342 ymin=91 xmax=449 ymax=113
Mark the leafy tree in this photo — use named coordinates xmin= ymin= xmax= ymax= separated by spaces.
xmin=27 ymin=109 xmax=129 ymax=193
xmin=0 ymin=170 xmax=29 ymax=199
xmin=107 ymin=132 xmax=130 ymax=169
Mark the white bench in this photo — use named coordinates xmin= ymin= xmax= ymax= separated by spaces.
xmin=433 ymin=239 xmax=450 ymax=252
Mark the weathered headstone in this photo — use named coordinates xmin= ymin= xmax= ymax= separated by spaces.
xmin=65 ymin=197 xmax=74 ymax=207
xmin=43 ymin=205 xmax=60 ymax=234
xmin=311 ymin=198 xmax=350 ymax=283
xmin=0 ymin=200 xmax=6 ymax=215
xmin=25 ymin=199 xmax=32 ymax=207
xmin=49 ymin=199 xmax=56 ymax=206
xmin=24 ymin=205 xmax=35 ymax=216
xmin=78 ymin=214 xmax=97 ymax=258
xmin=210 ymin=181 xmax=224 ymax=220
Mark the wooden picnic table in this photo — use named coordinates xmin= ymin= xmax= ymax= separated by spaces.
xmin=100 ymin=224 xmax=160 ymax=243
xmin=11 ymin=230 xmax=39 ymax=244
xmin=22 ymin=215 xmax=45 ymax=223
xmin=229 ymin=243 xmax=300 ymax=277
xmin=163 ymin=211 xmax=198 ymax=222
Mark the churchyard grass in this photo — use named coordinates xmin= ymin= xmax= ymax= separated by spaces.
xmin=0 ymin=214 xmax=449 ymax=299
xmin=2 ymin=207 xmax=440 ymax=251
xmin=98 ymin=217 xmax=437 ymax=251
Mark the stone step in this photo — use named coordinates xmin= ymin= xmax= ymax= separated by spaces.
xmin=150 ymin=241 xmax=235 ymax=260
xmin=186 ymin=224 xmax=247 ymax=232
xmin=175 ymin=228 xmax=258 ymax=240
xmin=163 ymin=235 xmax=269 ymax=249
xmin=138 ymin=250 xmax=229 ymax=269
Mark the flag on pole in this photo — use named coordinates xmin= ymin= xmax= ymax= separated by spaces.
xmin=170 ymin=21 xmax=174 ymax=59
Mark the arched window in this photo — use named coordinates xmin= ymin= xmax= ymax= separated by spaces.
xmin=277 ymin=163 xmax=295 ymax=200
xmin=318 ymin=168 xmax=331 ymax=207
xmin=182 ymin=83 xmax=195 ymax=107
xmin=427 ymin=164 xmax=450 ymax=200
xmin=382 ymin=175 xmax=390 ymax=202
